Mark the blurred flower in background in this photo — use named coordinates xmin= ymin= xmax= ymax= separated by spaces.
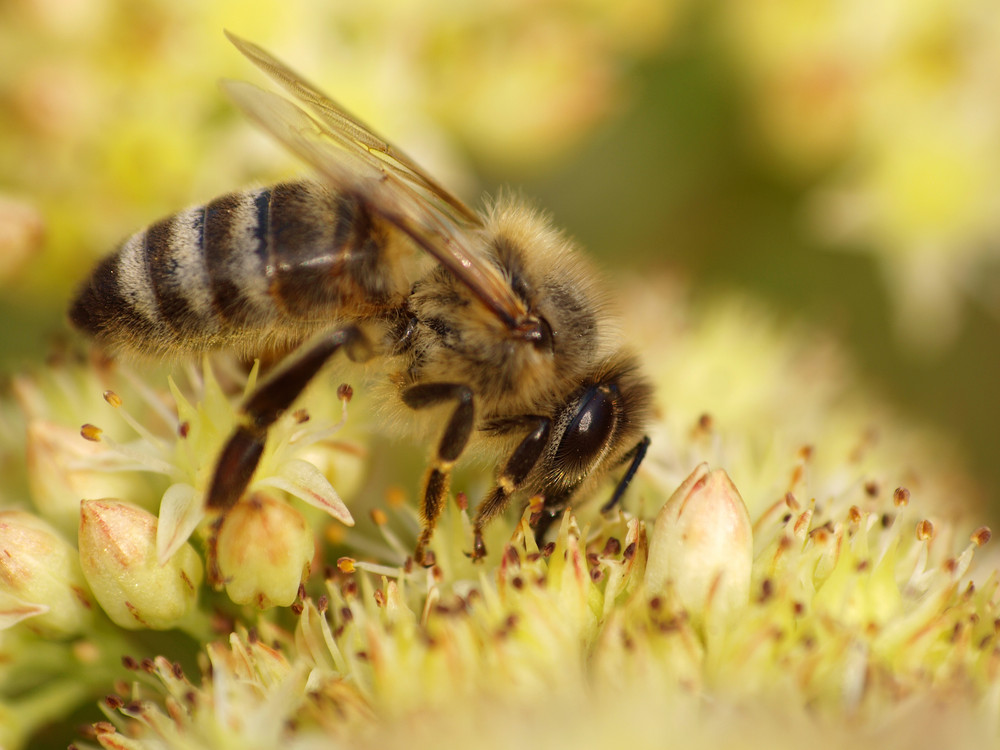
xmin=717 ymin=0 xmax=1000 ymax=347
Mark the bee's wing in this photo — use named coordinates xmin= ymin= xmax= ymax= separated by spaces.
xmin=223 ymin=33 xmax=526 ymax=329
xmin=225 ymin=31 xmax=479 ymax=228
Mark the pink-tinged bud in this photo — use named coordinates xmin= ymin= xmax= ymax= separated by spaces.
xmin=0 ymin=511 xmax=93 ymax=636
xmin=78 ymin=500 xmax=202 ymax=630
xmin=645 ymin=463 xmax=753 ymax=632
xmin=215 ymin=494 xmax=314 ymax=609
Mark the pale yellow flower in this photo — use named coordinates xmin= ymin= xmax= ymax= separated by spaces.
xmin=214 ymin=492 xmax=315 ymax=608
xmin=0 ymin=510 xmax=94 ymax=636
xmin=0 ymin=277 xmax=980 ymax=750
xmin=717 ymin=0 xmax=1000 ymax=346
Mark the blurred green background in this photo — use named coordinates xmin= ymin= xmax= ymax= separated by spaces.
xmin=1 ymin=0 xmax=997 ymax=518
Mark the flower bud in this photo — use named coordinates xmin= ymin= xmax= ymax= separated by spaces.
xmin=0 ymin=511 xmax=94 ymax=636
xmin=215 ymin=493 xmax=314 ymax=609
xmin=78 ymin=500 xmax=202 ymax=630
xmin=645 ymin=463 xmax=753 ymax=633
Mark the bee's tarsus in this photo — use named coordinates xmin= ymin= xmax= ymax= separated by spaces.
xmin=414 ymin=548 xmax=436 ymax=568
xmin=471 ymin=531 xmax=487 ymax=562
xmin=601 ymin=434 xmax=651 ymax=514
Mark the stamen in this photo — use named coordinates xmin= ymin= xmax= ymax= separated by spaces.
xmin=354 ymin=560 xmax=405 ymax=578
xmin=372 ymin=499 xmax=411 ymax=562
xmin=102 ymin=389 xmax=168 ymax=449
xmin=119 ymin=368 xmax=180 ymax=430
xmin=75 ymin=426 xmax=180 ymax=477
xmin=289 ymin=385 xmax=351 ymax=447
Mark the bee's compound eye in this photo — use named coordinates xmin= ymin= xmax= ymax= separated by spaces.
xmin=554 ymin=384 xmax=618 ymax=474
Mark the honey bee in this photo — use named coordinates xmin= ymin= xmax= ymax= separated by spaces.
xmin=69 ymin=32 xmax=653 ymax=565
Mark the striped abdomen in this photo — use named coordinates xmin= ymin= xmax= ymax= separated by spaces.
xmin=70 ymin=180 xmax=408 ymax=355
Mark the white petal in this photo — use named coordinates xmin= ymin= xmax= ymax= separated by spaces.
xmin=258 ymin=459 xmax=354 ymax=526
xmin=157 ymin=483 xmax=205 ymax=565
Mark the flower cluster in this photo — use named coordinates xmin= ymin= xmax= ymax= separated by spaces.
xmin=0 ymin=353 xmax=365 ymax=748
xmin=0 ymin=280 xmax=995 ymax=749
xmin=5 ymin=4 xmax=997 ymax=747
xmin=84 ymin=458 xmax=998 ymax=750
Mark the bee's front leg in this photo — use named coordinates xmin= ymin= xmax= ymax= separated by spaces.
xmin=471 ymin=416 xmax=551 ymax=561
xmin=599 ymin=435 xmax=650 ymax=513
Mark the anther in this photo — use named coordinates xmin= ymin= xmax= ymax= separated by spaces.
xmin=80 ymin=423 xmax=102 ymax=441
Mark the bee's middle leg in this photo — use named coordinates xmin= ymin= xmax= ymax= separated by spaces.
xmin=401 ymin=383 xmax=475 ymax=566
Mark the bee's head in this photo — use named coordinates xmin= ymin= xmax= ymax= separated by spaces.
xmin=407 ymin=196 xmax=619 ymax=412
xmin=484 ymin=197 xmax=612 ymax=386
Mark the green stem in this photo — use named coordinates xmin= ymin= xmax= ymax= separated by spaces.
xmin=0 ymin=671 xmax=110 ymax=749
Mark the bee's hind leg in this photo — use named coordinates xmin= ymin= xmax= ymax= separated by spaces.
xmin=206 ymin=325 xmax=373 ymax=515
